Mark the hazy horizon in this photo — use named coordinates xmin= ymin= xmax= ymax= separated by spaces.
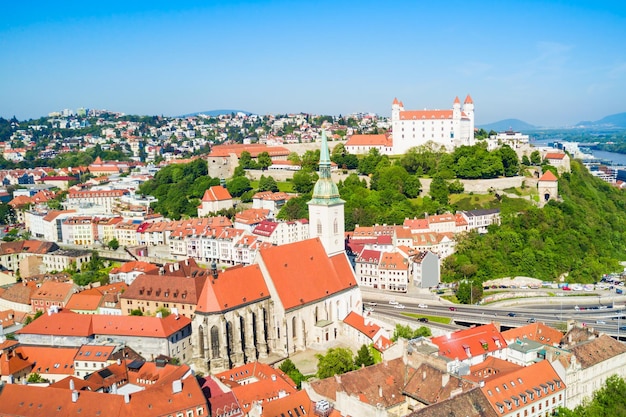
xmin=2 ymin=1 xmax=625 ymax=127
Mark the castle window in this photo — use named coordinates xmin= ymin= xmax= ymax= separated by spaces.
xmin=317 ymin=220 xmax=322 ymax=235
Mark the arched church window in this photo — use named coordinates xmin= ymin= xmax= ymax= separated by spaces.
xmin=333 ymin=219 xmax=338 ymax=234
xmin=210 ymin=326 xmax=220 ymax=359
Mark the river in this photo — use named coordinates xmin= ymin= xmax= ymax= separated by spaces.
xmin=531 ymin=138 xmax=626 ymax=167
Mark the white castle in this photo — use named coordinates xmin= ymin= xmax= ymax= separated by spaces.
xmin=391 ymin=95 xmax=475 ymax=154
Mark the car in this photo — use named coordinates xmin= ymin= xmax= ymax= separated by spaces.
xmin=418 ymin=304 xmax=428 ymax=309
xmin=389 ymin=300 xmax=398 ymax=305
xmin=367 ymin=302 xmax=377 ymax=306
xmin=596 ymin=320 xmax=606 ymax=325
xmin=449 ymin=307 xmax=456 ymax=311
xmin=620 ymin=326 xmax=626 ymax=331
xmin=527 ymin=318 xmax=536 ymax=323
xmin=562 ymin=286 xmax=571 ymax=291
xmin=507 ymin=312 xmax=517 ymax=317
xmin=394 ymin=304 xmax=405 ymax=309
xmin=418 ymin=317 xmax=429 ymax=323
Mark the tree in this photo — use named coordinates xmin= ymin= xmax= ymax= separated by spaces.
xmin=354 ymin=344 xmax=375 ymax=368
xmin=497 ymin=145 xmax=520 ymax=177
xmin=28 ymin=373 xmax=47 ymax=383
xmin=448 ymin=179 xmax=464 ymax=194
xmin=155 ymin=306 xmax=171 ymax=317
xmin=557 ymin=374 xmax=626 ymax=416
xmin=292 ymin=169 xmax=318 ymax=194
xmin=530 ymin=150 xmax=542 ymax=165
xmin=279 ymin=359 xmax=304 ymax=388
xmin=456 ymin=279 xmax=482 ymax=304
xmin=277 ymin=196 xmax=308 ymax=220
xmin=130 ymin=309 xmax=143 ymax=316
xmin=316 ymin=347 xmax=356 ymax=379
xmin=391 ymin=324 xmax=431 ymax=342
xmin=258 ymin=175 xmax=279 ymax=192
xmin=257 ymin=151 xmax=272 ymax=170
xmin=226 ymin=176 xmax=252 ymax=197
xmin=239 ymin=151 xmax=252 ymax=169
xmin=429 ymin=175 xmax=450 ymax=205
xmin=107 ymin=237 xmax=119 ymax=250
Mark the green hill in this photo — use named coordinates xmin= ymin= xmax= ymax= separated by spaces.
xmin=443 ymin=160 xmax=626 ymax=283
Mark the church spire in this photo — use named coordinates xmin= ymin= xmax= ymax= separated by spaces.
xmin=307 ymin=130 xmax=345 ymax=256
xmin=319 ymin=130 xmax=332 ymax=180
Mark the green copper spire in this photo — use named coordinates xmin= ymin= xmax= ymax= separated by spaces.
xmin=308 ymin=130 xmax=344 ymax=205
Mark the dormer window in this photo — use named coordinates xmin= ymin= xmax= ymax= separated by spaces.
xmin=520 ymin=393 xmax=527 ymax=403
xmin=541 ymin=384 xmax=549 ymax=394
xmin=504 ymin=400 xmax=512 ymax=410
xmin=512 ymin=396 xmax=519 ymax=407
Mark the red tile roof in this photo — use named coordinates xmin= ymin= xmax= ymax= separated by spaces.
xmin=431 ymin=323 xmax=507 ymax=361
xmin=343 ymin=311 xmax=381 ymax=340
xmin=16 ymin=311 xmax=190 ymax=338
xmin=345 ymin=134 xmax=391 ymax=147
xmin=545 ymin=152 xmax=566 ymax=160
xmin=258 ymin=238 xmax=358 ymax=311
xmin=201 ymin=185 xmax=232 ymax=202
xmin=480 ymin=360 xmax=564 ymax=415
xmin=196 ymin=264 xmax=270 ymax=313
xmin=539 ymin=171 xmax=558 ymax=181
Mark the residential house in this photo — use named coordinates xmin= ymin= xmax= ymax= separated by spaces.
xmin=15 ymin=311 xmax=193 ymax=363
xmin=411 ymin=251 xmax=440 ymax=288
xmin=304 ymin=357 xmax=414 ymax=417
xmin=553 ymin=327 xmax=626 ymax=409
xmin=214 ymin=362 xmax=297 ymax=415
xmin=0 ymin=363 xmax=208 ymax=417
xmin=108 ymin=261 xmax=160 ymax=285
xmin=460 ymin=209 xmax=501 ymax=234
xmin=342 ymin=311 xmax=391 ymax=352
xmin=378 ymin=250 xmax=410 ymax=292
xmin=479 ymin=360 xmax=565 ymax=417
xmin=30 ymin=281 xmax=78 ymax=313
xmin=354 ymin=249 xmax=382 ymax=288
xmin=251 ymin=219 xmax=309 ymax=246
xmin=234 ymin=208 xmax=271 ymax=232
xmin=430 ymin=323 xmax=508 ymax=367
xmin=120 ymin=264 xmax=207 ymax=319
xmin=73 ymin=344 xmax=117 ymax=378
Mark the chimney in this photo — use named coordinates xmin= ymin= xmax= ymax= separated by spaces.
xmin=379 ymin=385 xmax=383 ymax=397
xmin=117 ymin=358 xmax=121 ymax=365
xmin=69 ymin=379 xmax=75 ymax=390
xmin=124 ymin=393 xmax=130 ymax=404
xmin=72 ymin=391 xmax=79 ymax=403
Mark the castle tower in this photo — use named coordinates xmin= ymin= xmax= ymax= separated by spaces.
xmin=391 ymin=97 xmax=403 ymax=122
xmin=463 ymin=94 xmax=475 ymax=145
xmin=308 ymin=131 xmax=346 ymax=256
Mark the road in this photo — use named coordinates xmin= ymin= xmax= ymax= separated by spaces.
xmin=362 ymin=287 xmax=626 ymax=339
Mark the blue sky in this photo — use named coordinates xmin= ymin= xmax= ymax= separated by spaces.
xmin=1 ymin=1 xmax=625 ymax=127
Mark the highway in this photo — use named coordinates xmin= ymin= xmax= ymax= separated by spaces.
xmin=363 ymin=289 xmax=626 ymax=339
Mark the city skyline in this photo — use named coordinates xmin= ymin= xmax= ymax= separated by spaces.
xmin=1 ymin=1 xmax=625 ymax=127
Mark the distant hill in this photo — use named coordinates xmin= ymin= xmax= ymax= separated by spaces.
xmin=477 ymin=119 xmax=537 ymax=132
xmin=178 ymin=109 xmax=253 ymax=117
xmin=575 ymin=112 xmax=626 ymax=129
